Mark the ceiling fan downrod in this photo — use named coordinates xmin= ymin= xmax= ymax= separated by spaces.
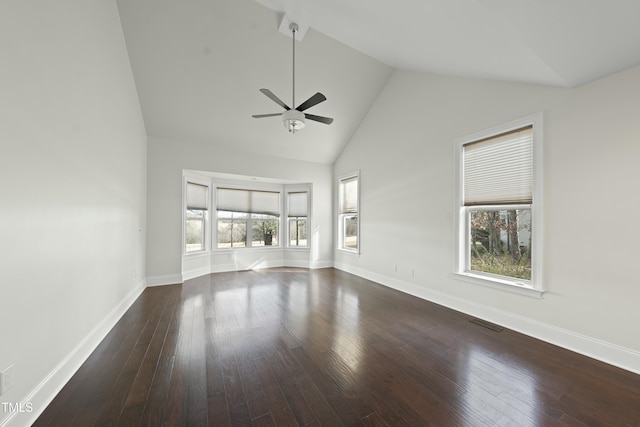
xmin=290 ymin=22 xmax=298 ymax=110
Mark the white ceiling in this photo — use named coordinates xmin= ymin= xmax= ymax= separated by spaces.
xmin=256 ymin=0 xmax=640 ymax=88
xmin=117 ymin=0 xmax=640 ymax=165
xmin=117 ymin=0 xmax=392 ymax=165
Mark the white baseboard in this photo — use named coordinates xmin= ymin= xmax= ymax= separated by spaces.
xmin=209 ymin=259 xmax=334 ymax=273
xmin=210 ymin=259 xmax=285 ymax=274
xmin=2 ymin=280 xmax=146 ymax=427
xmin=334 ymin=262 xmax=640 ymax=376
xmin=310 ymin=260 xmax=334 ymax=269
xmin=179 ymin=259 xmax=333 ymax=279
xmin=181 ymin=266 xmax=211 ymax=282
xmin=146 ymin=273 xmax=183 ymax=287
xmin=279 ymin=260 xmax=308 ymax=269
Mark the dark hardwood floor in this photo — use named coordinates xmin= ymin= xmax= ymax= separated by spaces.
xmin=34 ymin=268 xmax=640 ymax=426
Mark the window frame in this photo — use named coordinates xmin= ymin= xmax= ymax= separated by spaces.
xmin=337 ymin=171 xmax=360 ymax=254
xmin=285 ymin=186 xmax=311 ymax=249
xmin=183 ymin=175 xmax=210 ymax=256
xmin=454 ymin=113 xmax=544 ymax=297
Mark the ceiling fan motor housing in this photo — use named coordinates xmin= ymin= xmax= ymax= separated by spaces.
xmin=282 ymin=109 xmax=306 ymax=132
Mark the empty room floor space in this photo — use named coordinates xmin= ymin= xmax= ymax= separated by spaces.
xmin=34 ymin=268 xmax=640 ymax=426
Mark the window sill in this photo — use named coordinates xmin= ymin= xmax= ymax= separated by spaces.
xmin=453 ymin=271 xmax=545 ymax=298
xmin=213 ymin=246 xmax=283 ymax=253
xmin=183 ymin=251 xmax=209 ymax=258
xmin=337 ymin=247 xmax=360 ymax=255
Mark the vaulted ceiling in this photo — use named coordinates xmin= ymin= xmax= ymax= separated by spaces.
xmin=117 ymin=0 xmax=640 ymax=164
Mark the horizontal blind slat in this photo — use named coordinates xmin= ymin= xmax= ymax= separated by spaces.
xmin=463 ymin=126 xmax=533 ymax=206
xmin=217 ymin=188 xmax=280 ymax=216
xmin=339 ymin=176 xmax=358 ymax=214
xmin=288 ymin=192 xmax=308 ymax=217
xmin=186 ymin=182 xmax=208 ymax=210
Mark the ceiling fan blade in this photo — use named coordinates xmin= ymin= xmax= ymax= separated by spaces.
xmin=252 ymin=113 xmax=283 ymax=118
xmin=259 ymin=88 xmax=290 ymax=110
xmin=296 ymin=92 xmax=326 ymax=112
xmin=304 ymin=113 xmax=334 ymax=125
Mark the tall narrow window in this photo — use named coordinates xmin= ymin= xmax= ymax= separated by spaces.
xmin=338 ymin=173 xmax=359 ymax=252
xmin=216 ymin=188 xmax=280 ymax=248
xmin=287 ymin=191 xmax=308 ymax=247
xmin=455 ymin=114 xmax=543 ymax=294
xmin=185 ymin=182 xmax=208 ymax=253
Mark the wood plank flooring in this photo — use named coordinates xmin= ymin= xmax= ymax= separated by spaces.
xmin=34 ymin=268 xmax=640 ymax=426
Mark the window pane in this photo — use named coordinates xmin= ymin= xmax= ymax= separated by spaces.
xmin=344 ymin=214 xmax=358 ymax=249
xmin=217 ymin=211 xmax=247 ymax=248
xmin=186 ymin=209 xmax=205 ymax=252
xmin=289 ymin=217 xmax=308 ymax=247
xmin=251 ymin=214 xmax=279 ymax=247
xmin=469 ymin=208 xmax=531 ymax=280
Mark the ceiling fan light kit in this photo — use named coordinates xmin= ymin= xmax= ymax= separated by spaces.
xmin=252 ymin=21 xmax=333 ymax=133
xmin=283 ymin=109 xmax=305 ymax=132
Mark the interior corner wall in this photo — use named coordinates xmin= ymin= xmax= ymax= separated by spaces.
xmin=0 ymin=1 xmax=147 ymax=425
xmin=334 ymin=66 xmax=640 ymax=373
xmin=146 ymin=136 xmax=334 ymax=284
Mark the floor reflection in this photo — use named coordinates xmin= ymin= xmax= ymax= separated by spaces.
xmin=461 ymin=345 xmax=540 ymax=426
xmin=331 ymin=288 xmax=363 ymax=374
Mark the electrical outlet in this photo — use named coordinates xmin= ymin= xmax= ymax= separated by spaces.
xmin=0 ymin=364 xmax=14 ymax=395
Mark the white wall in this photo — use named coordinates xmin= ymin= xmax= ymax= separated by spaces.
xmin=147 ymin=136 xmax=333 ymax=285
xmin=0 ymin=1 xmax=147 ymax=425
xmin=334 ymin=65 xmax=640 ymax=373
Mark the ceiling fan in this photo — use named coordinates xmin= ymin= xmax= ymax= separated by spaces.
xmin=252 ymin=22 xmax=333 ymax=133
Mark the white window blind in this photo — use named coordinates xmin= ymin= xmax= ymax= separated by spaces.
xmin=288 ymin=192 xmax=308 ymax=217
xmin=339 ymin=176 xmax=358 ymax=214
xmin=463 ymin=126 xmax=533 ymax=206
xmin=186 ymin=182 xmax=208 ymax=210
xmin=217 ymin=188 xmax=280 ymax=216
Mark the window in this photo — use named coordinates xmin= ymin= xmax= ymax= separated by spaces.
xmin=185 ymin=181 xmax=208 ymax=253
xmin=287 ymin=191 xmax=309 ymax=247
xmin=216 ymin=188 xmax=280 ymax=249
xmin=455 ymin=114 xmax=543 ymax=294
xmin=338 ymin=173 xmax=359 ymax=252
xmin=217 ymin=211 xmax=248 ymax=248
